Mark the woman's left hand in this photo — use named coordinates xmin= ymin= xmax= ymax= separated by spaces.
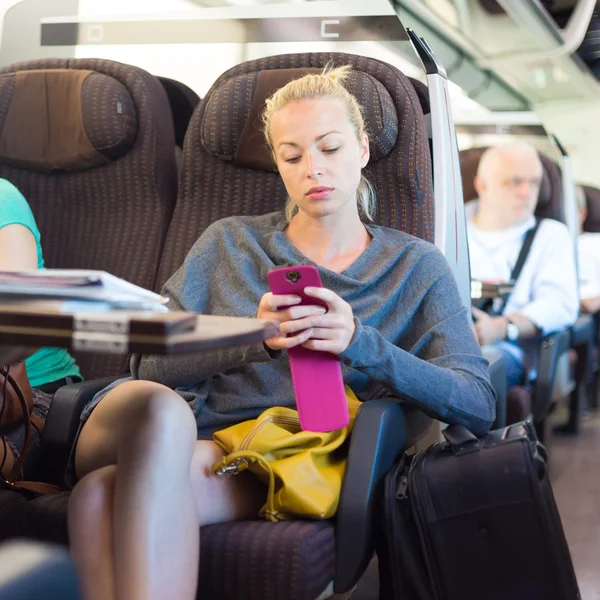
xmin=300 ymin=287 xmax=355 ymax=355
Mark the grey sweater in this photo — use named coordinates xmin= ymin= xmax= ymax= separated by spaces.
xmin=132 ymin=212 xmax=495 ymax=436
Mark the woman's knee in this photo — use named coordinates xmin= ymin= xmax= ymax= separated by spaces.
xmin=123 ymin=381 xmax=196 ymax=441
xmin=75 ymin=381 xmax=197 ymax=477
xmin=91 ymin=381 xmax=195 ymax=442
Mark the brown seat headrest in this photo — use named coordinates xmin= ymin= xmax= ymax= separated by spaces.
xmin=0 ymin=68 xmax=138 ymax=173
xmin=459 ymin=146 xmax=565 ymax=222
xmin=201 ymin=66 xmax=399 ymax=172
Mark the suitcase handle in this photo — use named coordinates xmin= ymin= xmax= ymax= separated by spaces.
xmin=442 ymin=424 xmax=480 ymax=455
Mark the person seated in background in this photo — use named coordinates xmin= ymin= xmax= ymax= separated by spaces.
xmin=576 ymin=184 xmax=600 ymax=314
xmin=0 ymin=179 xmax=82 ymax=478
xmin=467 ymin=142 xmax=579 ymax=388
xmin=65 ymin=66 xmax=495 ymax=600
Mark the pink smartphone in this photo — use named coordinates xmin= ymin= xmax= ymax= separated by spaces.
xmin=267 ymin=265 xmax=350 ymax=432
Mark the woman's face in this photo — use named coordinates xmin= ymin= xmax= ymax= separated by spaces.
xmin=270 ymin=97 xmax=369 ymax=220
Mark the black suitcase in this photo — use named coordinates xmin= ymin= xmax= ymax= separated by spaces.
xmin=377 ymin=421 xmax=580 ymax=600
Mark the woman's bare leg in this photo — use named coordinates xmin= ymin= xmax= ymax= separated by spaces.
xmin=68 ymin=380 xmax=199 ymax=600
xmin=68 ymin=380 xmax=267 ymax=600
xmin=68 ymin=466 xmax=116 ymax=600
xmin=189 ymin=440 xmax=266 ymax=527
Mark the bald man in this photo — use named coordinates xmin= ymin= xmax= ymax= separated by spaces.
xmin=467 ymin=143 xmax=578 ymax=387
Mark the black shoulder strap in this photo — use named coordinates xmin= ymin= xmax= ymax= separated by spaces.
xmin=510 ymin=219 xmax=541 ymax=283
xmin=496 ymin=219 xmax=541 ymax=316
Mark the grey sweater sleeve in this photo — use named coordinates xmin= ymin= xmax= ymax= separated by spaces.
xmin=131 ymin=222 xmax=277 ymax=387
xmin=339 ymin=250 xmax=496 ymax=436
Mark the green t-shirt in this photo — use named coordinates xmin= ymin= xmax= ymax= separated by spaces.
xmin=0 ymin=179 xmax=82 ymax=387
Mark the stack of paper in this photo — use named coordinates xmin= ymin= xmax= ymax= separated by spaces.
xmin=0 ymin=270 xmax=169 ymax=312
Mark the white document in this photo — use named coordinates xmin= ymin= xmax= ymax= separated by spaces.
xmin=0 ymin=270 xmax=169 ymax=312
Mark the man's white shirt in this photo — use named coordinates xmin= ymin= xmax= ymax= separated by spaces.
xmin=578 ymin=232 xmax=600 ymax=300
xmin=466 ymin=201 xmax=579 ymax=361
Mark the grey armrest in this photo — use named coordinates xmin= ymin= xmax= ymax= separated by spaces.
xmin=569 ymin=315 xmax=595 ymax=384
xmin=533 ymin=329 xmax=571 ymax=422
xmin=333 ymin=399 xmax=431 ymax=592
xmin=40 ymin=376 xmax=123 ymax=485
xmin=0 ymin=541 xmax=80 ymax=599
xmin=570 ymin=314 xmax=595 ymax=347
xmin=487 ymin=351 xmax=507 ymax=429
xmin=560 ymin=315 xmax=596 ymax=434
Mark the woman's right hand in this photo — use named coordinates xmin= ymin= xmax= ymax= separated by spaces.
xmin=257 ymin=292 xmax=326 ymax=351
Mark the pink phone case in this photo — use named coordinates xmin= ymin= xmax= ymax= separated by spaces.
xmin=267 ymin=265 xmax=350 ymax=432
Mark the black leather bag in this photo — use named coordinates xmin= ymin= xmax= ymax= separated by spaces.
xmin=377 ymin=422 xmax=580 ymax=600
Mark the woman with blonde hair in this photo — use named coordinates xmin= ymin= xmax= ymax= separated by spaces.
xmin=67 ymin=65 xmax=495 ymax=600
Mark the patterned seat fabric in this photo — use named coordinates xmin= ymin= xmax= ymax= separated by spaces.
xmin=0 ymin=58 xmax=178 ymax=380
xmin=0 ymin=490 xmax=335 ymax=600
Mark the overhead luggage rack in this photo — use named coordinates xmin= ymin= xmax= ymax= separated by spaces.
xmin=396 ymin=0 xmax=600 ymax=104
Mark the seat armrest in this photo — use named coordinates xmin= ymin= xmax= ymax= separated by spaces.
xmin=570 ymin=314 xmax=596 ymax=386
xmin=0 ymin=541 xmax=80 ymax=599
xmin=39 ymin=376 xmax=122 ymax=485
xmin=487 ymin=351 xmax=507 ymax=429
xmin=533 ymin=329 xmax=571 ymax=422
xmin=333 ymin=399 xmax=431 ymax=593
xmin=570 ymin=314 xmax=595 ymax=347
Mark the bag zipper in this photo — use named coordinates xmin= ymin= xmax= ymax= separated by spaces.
xmin=408 ymin=448 xmax=445 ymax=599
xmin=239 ymin=414 xmax=300 ymax=451
xmin=381 ymin=459 xmax=409 ymax=598
xmin=387 ymin=462 xmax=408 ymax=595
xmin=383 ymin=456 xmax=432 ymax=600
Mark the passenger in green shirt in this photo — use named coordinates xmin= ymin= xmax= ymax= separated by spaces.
xmin=0 ymin=178 xmax=82 ymax=478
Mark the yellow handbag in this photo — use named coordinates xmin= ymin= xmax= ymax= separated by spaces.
xmin=212 ymin=387 xmax=362 ymax=522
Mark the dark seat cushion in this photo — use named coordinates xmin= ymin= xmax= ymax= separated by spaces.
xmin=157 ymin=76 xmax=200 ymax=149
xmin=0 ymin=491 xmax=335 ymax=600
xmin=583 ymin=184 xmax=600 ymax=233
xmin=0 ymin=58 xmax=178 ymax=380
xmin=199 ymin=520 xmax=335 ymax=600
xmin=506 ymin=386 xmax=532 ymax=425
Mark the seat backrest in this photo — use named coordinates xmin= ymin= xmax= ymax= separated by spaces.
xmin=459 ymin=146 xmax=565 ymax=222
xmin=0 ymin=58 xmax=178 ymax=379
xmin=157 ymin=76 xmax=200 ymax=149
xmin=582 ymin=184 xmax=600 ymax=232
xmin=156 ymin=52 xmax=434 ymax=290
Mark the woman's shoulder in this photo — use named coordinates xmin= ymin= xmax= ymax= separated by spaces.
xmin=0 ymin=179 xmax=38 ymax=231
xmin=369 ymin=224 xmax=452 ymax=282
xmin=371 ymin=224 xmax=441 ymax=257
xmin=0 ymin=179 xmax=31 ymax=212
